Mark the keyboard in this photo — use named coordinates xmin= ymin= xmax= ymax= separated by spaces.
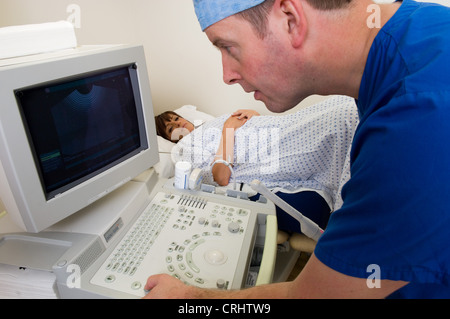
xmin=90 ymin=191 xmax=258 ymax=297
xmin=102 ymin=203 xmax=173 ymax=280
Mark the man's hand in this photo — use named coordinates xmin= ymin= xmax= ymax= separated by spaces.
xmin=143 ymin=274 xmax=194 ymax=299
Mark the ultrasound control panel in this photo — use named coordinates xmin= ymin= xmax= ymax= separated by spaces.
xmin=89 ymin=191 xmax=258 ymax=297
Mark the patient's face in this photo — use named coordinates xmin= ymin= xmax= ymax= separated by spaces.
xmin=164 ymin=115 xmax=195 ymax=142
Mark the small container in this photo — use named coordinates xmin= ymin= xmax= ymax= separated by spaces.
xmin=174 ymin=161 xmax=191 ymax=189
xmin=189 ymin=168 xmax=203 ymax=190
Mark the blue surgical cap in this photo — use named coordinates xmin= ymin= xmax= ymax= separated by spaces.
xmin=193 ymin=0 xmax=266 ymax=31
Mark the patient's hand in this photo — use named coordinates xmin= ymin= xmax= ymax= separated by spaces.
xmin=232 ymin=109 xmax=260 ymax=121
xmin=223 ymin=110 xmax=259 ymax=131
xmin=223 ymin=114 xmax=248 ymax=130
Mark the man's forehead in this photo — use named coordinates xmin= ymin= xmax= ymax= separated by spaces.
xmin=205 ymin=15 xmax=254 ymax=45
xmin=193 ymin=0 xmax=265 ymax=31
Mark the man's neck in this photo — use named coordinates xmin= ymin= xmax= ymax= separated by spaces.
xmin=307 ymin=0 xmax=402 ymax=98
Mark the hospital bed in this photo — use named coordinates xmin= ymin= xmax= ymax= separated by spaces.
xmin=153 ymin=105 xmax=325 ymax=260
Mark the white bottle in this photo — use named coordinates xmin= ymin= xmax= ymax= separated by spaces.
xmin=174 ymin=161 xmax=191 ymax=189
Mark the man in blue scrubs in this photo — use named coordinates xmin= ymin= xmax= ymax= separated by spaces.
xmin=144 ymin=0 xmax=450 ymax=298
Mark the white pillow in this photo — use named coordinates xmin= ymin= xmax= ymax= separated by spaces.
xmin=152 ymin=136 xmax=176 ymax=178
xmin=152 ymin=105 xmax=214 ymax=178
xmin=173 ymin=104 xmax=215 ymax=125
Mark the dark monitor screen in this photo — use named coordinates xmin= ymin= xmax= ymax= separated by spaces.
xmin=15 ymin=64 xmax=148 ymax=200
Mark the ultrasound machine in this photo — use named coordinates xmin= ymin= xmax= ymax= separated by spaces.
xmin=0 ymin=45 xmax=279 ymax=298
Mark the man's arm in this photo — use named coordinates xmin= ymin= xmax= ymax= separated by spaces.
xmin=143 ymin=254 xmax=408 ymax=299
xmin=291 ymin=254 xmax=408 ymax=298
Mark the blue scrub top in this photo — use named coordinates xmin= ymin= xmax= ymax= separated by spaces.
xmin=314 ymin=0 xmax=450 ymax=298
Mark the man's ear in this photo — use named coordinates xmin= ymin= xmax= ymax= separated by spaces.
xmin=279 ymin=0 xmax=307 ymax=48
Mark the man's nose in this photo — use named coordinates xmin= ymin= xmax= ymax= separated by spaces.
xmin=222 ymin=56 xmax=241 ymax=85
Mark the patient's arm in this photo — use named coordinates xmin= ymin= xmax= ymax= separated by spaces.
xmin=212 ymin=116 xmax=240 ymax=186
xmin=212 ymin=111 xmax=259 ymax=186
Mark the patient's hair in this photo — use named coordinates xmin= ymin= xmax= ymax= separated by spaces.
xmin=237 ymin=0 xmax=353 ymax=38
xmin=154 ymin=111 xmax=180 ymax=141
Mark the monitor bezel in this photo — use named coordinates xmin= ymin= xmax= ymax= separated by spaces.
xmin=0 ymin=45 xmax=159 ymax=233
xmin=15 ymin=63 xmax=148 ymax=200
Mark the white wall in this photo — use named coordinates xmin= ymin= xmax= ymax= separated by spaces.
xmin=2 ymin=1 xmax=447 ymax=117
xmin=0 ymin=0 xmax=325 ymax=117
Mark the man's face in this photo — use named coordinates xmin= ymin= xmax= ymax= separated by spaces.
xmin=205 ymin=14 xmax=309 ymax=113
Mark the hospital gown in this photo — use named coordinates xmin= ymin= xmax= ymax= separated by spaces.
xmin=173 ymin=96 xmax=359 ymax=210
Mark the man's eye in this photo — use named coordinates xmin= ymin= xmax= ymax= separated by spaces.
xmin=223 ymin=46 xmax=238 ymax=60
xmin=224 ymin=46 xmax=233 ymax=55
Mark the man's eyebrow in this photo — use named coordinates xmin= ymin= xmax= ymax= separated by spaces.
xmin=212 ymin=39 xmax=225 ymax=48
xmin=212 ymin=39 xmax=236 ymax=49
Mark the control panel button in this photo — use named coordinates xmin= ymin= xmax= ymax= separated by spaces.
xmin=228 ymin=222 xmax=240 ymax=233
xmin=204 ymin=249 xmax=227 ymax=265
xmin=216 ymin=279 xmax=226 ymax=289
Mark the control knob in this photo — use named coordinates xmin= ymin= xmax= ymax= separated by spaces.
xmin=216 ymin=279 xmax=226 ymax=289
xmin=227 ymin=222 xmax=240 ymax=233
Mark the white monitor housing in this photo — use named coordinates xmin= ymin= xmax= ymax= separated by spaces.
xmin=0 ymin=45 xmax=159 ymax=233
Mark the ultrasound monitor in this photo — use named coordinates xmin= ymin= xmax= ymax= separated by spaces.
xmin=0 ymin=45 xmax=159 ymax=233
xmin=17 ymin=65 xmax=147 ymax=200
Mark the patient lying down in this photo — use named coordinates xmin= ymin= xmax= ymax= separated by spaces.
xmin=154 ymin=96 xmax=359 ymax=234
